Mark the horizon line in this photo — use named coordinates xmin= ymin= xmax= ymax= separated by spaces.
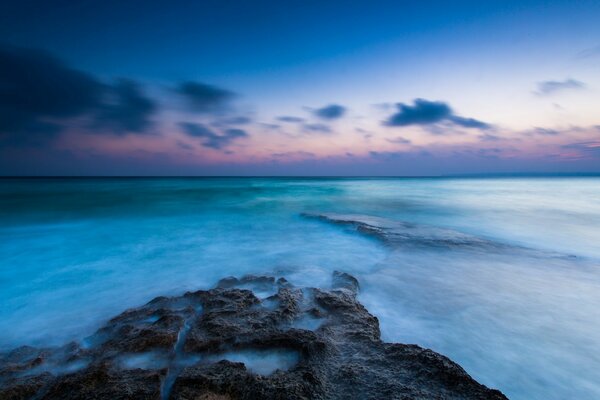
xmin=2 ymin=172 xmax=600 ymax=179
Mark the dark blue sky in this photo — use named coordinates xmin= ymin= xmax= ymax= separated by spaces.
xmin=1 ymin=0 xmax=599 ymax=175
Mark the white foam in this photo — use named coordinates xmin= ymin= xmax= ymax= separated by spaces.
xmin=204 ymin=349 xmax=300 ymax=375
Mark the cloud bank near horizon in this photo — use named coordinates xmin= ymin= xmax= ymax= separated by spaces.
xmin=0 ymin=43 xmax=599 ymax=175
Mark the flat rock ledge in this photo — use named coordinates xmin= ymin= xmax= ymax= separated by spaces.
xmin=0 ymin=272 xmax=507 ymax=400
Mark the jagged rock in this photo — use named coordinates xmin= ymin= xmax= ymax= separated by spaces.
xmin=0 ymin=272 xmax=507 ymax=400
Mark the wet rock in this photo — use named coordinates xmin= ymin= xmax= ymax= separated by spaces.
xmin=332 ymin=270 xmax=360 ymax=295
xmin=303 ymin=212 xmax=510 ymax=251
xmin=0 ymin=273 xmax=508 ymax=400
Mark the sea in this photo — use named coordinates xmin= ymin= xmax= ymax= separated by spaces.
xmin=1 ymin=177 xmax=599 ymax=399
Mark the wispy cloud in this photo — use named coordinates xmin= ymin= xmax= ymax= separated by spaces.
xmin=576 ymin=44 xmax=600 ymax=59
xmin=303 ymin=123 xmax=332 ymax=134
xmin=386 ymin=136 xmax=411 ymax=144
xmin=529 ymin=127 xmax=561 ymax=136
xmin=271 ymin=150 xmax=316 ymax=159
xmin=561 ymin=141 xmax=600 ymax=158
xmin=276 ymin=116 xmax=305 ymax=123
xmin=479 ymin=133 xmax=502 ymax=142
xmin=534 ymin=79 xmax=585 ymax=96
xmin=179 ymin=122 xmax=248 ymax=150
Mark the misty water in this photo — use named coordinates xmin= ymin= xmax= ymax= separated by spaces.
xmin=1 ymin=177 xmax=599 ymax=399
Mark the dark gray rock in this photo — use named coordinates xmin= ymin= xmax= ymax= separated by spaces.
xmin=0 ymin=272 xmax=507 ymax=400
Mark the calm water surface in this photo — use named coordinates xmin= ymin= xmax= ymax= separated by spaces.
xmin=1 ymin=177 xmax=599 ymax=399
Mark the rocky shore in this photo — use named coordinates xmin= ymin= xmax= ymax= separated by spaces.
xmin=0 ymin=272 xmax=507 ymax=399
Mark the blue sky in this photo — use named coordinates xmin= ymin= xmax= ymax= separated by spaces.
xmin=1 ymin=0 xmax=599 ymax=175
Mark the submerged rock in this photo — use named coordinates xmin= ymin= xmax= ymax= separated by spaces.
xmin=303 ymin=212 xmax=505 ymax=251
xmin=0 ymin=273 xmax=507 ymax=399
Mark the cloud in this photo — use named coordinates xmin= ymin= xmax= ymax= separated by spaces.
xmin=535 ymin=79 xmax=585 ymax=96
xmin=223 ymin=116 xmax=252 ymax=125
xmin=384 ymin=98 xmax=490 ymax=130
xmin=386 ymin=136 xmax=411 ymax=144
xmin=176 ymin=141 xmax=195 ymax=150
xmin=520 ymin=125 xmax=600 ymax=138
xmin=530 ymin=127 xmax=560 ymax=136
xmin=258 ymin=122 xmax=281 ymax=130
xmin=276 ymin=116 xmax=305 ymax=123
xmin=371 ymin=102 xmax=395 ymax=111
xmin=210 ymin=115 xmax=253 ymax=129
xmin=576 ymin=44 xmax=600 ymax=59
xmin=313 ymin=104 xmax=346 ymax=120
xmin=386 ymin=99 xmax=450 ymax=126
xmin=0 ymin=44 xmax=161 ymax=146
xmin=561 ymin=141 xmax=600 ymax=158
xmin=93 ymin=79 xmax=157 ymax=134
xmin=479 ymin=133 xmax=502 ymax=142
xmin=447 ymin=116 xmax=490 ymax=129
xmin=0 ymin=43 xmax=103 ymax=142
xmin=303 ymin=123 xmax=332 ymax=134
xmin=369 ymin=150 xmax=407 ymax=160
xmin=179 ymin=122 xmax=248 ymax=150
xmin=177 ymin=81 xmax=235 ymax=112
xmin=271 ymin=151 xmax=316 ymax=159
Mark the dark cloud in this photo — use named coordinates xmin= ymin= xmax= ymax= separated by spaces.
xmin=386 ymin=99 xmax=450 ymax=126
xmin=313 ymin=104 xmax=346 ymax=120
xmin=448 ymin=116 xmax=490 ymax=129
xmin=0 ymin=44 xmax=160 ymax=146
xmin=384 ymin=99 xmax=490 ymax=130
xmin=277 ymin=116 xmax=305 ymax=123
xmin=535 ymin=79 xmax=585 ymax=96
xmin=177 ymin=81 xmax=235 ymax=112
xmin=93 ymin=79 xmax=157 ymax=134
xmin=0 ymin=43 xmax=103 ymax=142
xmin=303 ymin=123 xmax=332 ymax=134
xmin=179 ymin=122 xmax=248 ymax=150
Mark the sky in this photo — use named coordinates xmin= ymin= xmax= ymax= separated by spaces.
xmin=1 ymin=0 xmax=599 ymax=176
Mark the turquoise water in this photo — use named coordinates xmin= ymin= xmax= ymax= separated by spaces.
xmin=1 ymin=177 xmax=599 ymax=399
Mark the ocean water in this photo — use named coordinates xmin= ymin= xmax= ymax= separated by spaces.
xmin=1 ymin=177 xmax=599 ymax=399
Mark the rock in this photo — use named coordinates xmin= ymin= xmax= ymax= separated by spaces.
xmin=332 ymin=270 xmax=360 ymax=295
xmin=0 ymin=273 xmax=508 ymax=400
xmin=302 ymin=212 xmax=510 ymax=251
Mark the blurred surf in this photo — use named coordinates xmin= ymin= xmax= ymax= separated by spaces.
xmin=1 ymin=176 xmax=599 ymax=399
